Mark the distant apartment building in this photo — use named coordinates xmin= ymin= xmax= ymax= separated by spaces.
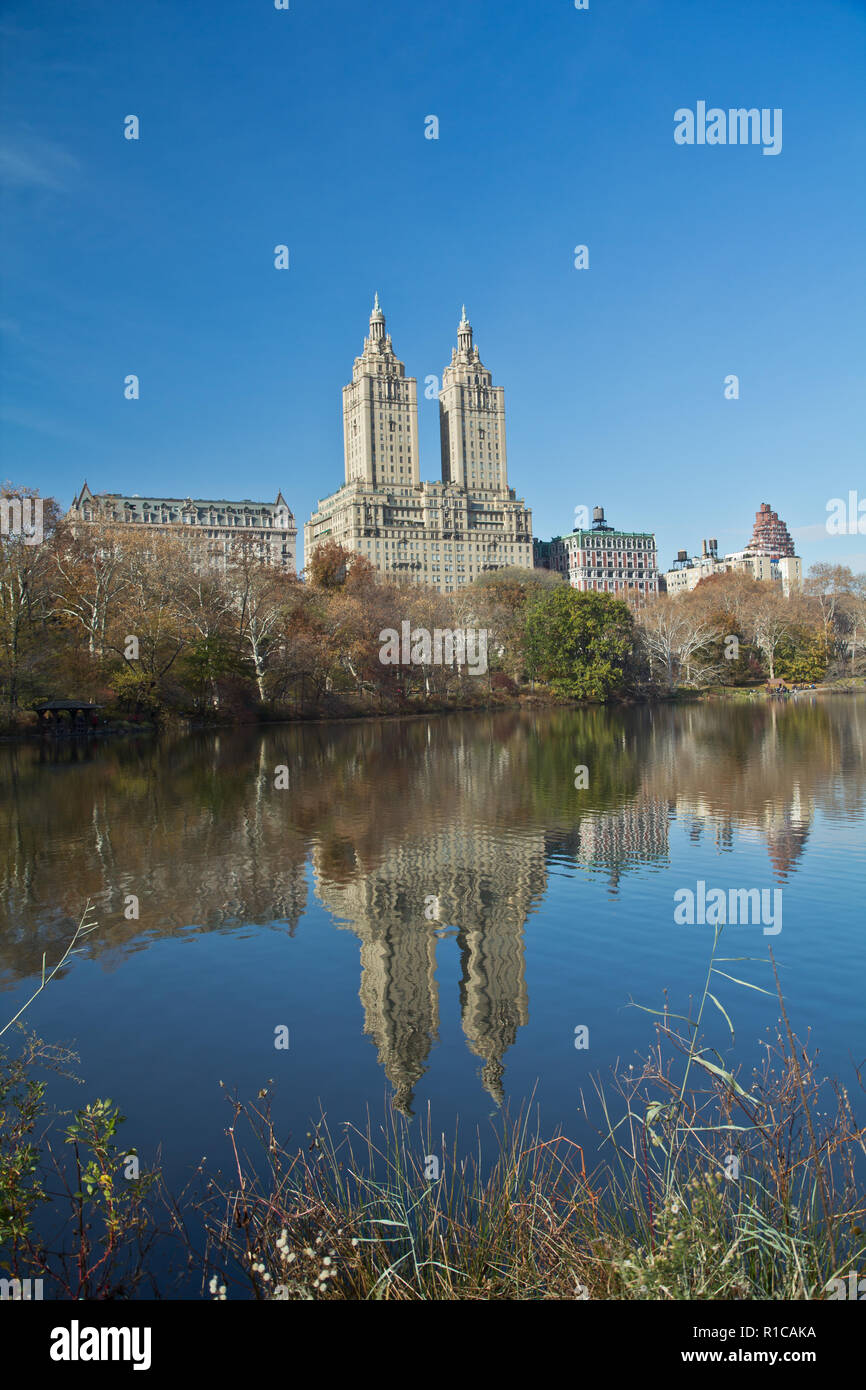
xmin=534 ymin=506 xmax=659 ymax=597
xmin=662 ymin=503 xmax=802 ymax=597
xmin=304 ymin=299 xmax=533 ymax=594
xmin=745 ymin=502 xmax=796 ymax=558
xmin=69 ymin=483 xmax=297 ymax=572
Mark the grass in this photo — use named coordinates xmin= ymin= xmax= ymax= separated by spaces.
xmin=198 ymin=935 xmax=866 ymax=1300
xmin=3 ymin=914 xmax=865 ymax=1300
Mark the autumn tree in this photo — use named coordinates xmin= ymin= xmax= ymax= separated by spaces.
xmin=0 ymin=487 xmax=63 ymax=719
xmin=636 ymin=595 xmax=722 ymax=692
xmin=803 ymin=563 xmax=857 ymax=662
xmin=107 ymin=531 xmax=194 ymax=691
xmin=226 ymin=540 xmax=297 ymax=702
xmin=51 ymin=521 xmax=129 ymax=660
xmin=176 ymin=566 xmax=239 ymax=710
xmin=750 ymin=589 xmax=792 ymax=681
xmin=304 ymin=539 xmax=355 ymax=591
xmin=467 ymin=566 xmax=562 ymax=680
xmin=843 ymin=575 xmax=866 ymax=673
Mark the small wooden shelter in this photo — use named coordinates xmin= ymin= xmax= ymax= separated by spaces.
xmin=33 ymin=700 xmax=103 ymax=731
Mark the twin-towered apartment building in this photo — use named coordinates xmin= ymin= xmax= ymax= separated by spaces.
xmin=67 ymin=301 xmax=800 ymax=601
xmin=304 ymin=298 xmax=533 ymax=592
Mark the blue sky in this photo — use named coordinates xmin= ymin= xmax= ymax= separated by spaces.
xmin=1 ymin=0 xmax=864 ymax=571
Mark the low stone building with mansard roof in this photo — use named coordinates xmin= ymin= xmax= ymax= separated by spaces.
xmin=69 ymin=483 xmax=297 ymax=573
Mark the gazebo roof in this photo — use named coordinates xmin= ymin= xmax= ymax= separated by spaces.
xmin=33 ymin=701 xmax=103 ymax=712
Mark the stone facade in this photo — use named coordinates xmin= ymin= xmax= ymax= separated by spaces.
xmin=439 ymin=306 xmax=508 ymax=493
xmin=305 ymin=300 xmax=533 ymax=593
xmin=69 ymin=483 xmax=297 ymax=573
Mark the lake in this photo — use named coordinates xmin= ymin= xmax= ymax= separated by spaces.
xmin=1 ymin=696 xmax=864 ymax=1208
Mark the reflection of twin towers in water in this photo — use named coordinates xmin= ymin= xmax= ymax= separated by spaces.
xmin=311 ymin=798 xmax=671 ymax=1113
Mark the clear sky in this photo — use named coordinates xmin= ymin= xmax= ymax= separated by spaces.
xmin=1 ymin=0 xmax=864 ymax=572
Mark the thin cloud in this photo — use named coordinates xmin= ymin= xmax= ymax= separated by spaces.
xmin=790 ymin=522 xmax=834 ymax=542
xmin=0 ymin=132 xmax=79 ymax=191
xmin=0 ymin=405 xmax=90 ymax=443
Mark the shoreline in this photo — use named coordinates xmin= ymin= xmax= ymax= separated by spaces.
xmin=2 ymin=680 xmax=863 ymax=744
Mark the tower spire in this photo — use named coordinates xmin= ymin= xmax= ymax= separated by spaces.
xmin=457 ymin=305 xmax=473 ymax=355
xmin=369 ymin=292 xmax=385 ymax=344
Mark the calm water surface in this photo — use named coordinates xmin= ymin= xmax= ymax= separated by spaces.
xmin=1 ymin=697 xmax=864 ymax=1195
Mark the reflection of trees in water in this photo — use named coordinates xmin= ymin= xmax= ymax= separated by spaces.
xmin=1 ymin=697 xmax=864 ymax=1105
xmin=639 ymin=699 xmax=866 ymax=879
xmin=0 ymin=730 xmax=310 ymax=979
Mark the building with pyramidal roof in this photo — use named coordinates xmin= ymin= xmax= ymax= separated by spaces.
xmin=744 ymin=502 xmax=796 ymax=558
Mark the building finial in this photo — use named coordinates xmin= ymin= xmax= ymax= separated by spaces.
xmin=457 ymin=305 xmax=473 ymax=352
xmin=368 ymin=292 xmax=386 ymax=343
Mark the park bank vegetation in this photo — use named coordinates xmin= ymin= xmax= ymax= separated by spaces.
xmin=2 ymin=484 xmax=865 ymax=730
